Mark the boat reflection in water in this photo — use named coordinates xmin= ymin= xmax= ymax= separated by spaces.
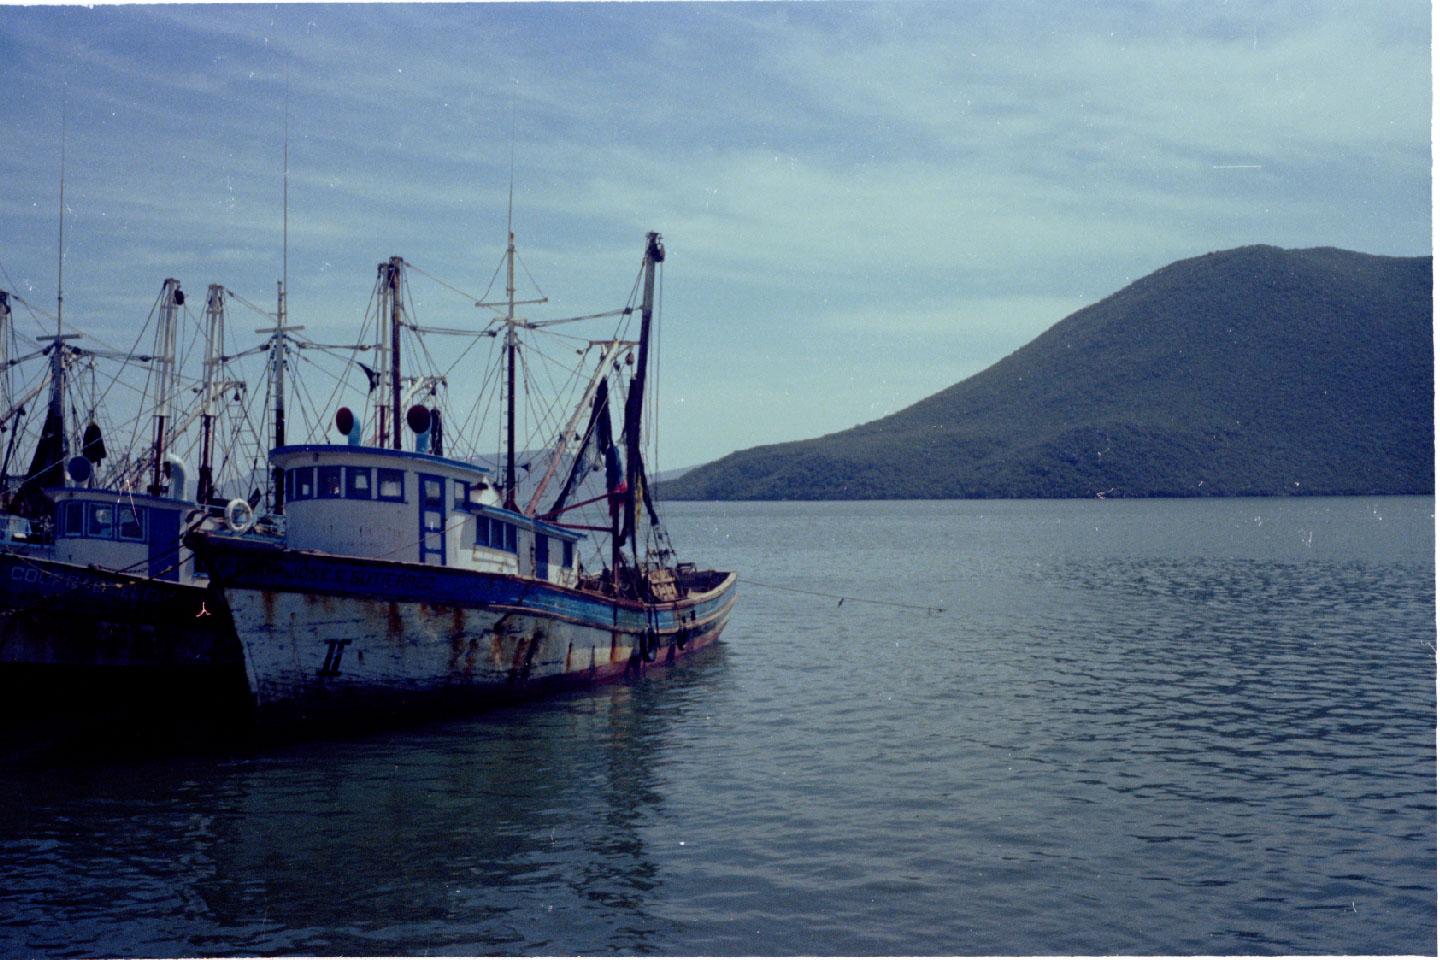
xmin=1 ymin=650 xmax=725 ymax=956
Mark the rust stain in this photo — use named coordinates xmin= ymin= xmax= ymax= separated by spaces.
xmin=261 ymin=590 xmax=276 ymax=626
xmin=386 ymin=601 xmax=403 ymax=641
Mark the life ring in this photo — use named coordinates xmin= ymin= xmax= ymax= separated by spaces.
xmin=224 ymin=498 xmax=256 ymax=534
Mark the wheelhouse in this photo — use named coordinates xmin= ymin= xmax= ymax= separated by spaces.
xmin=272 ymin=445 xmax=585 ymax=585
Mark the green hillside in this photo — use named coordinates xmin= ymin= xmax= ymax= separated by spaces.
xmin=664 ymin=246 xmax=1433 ymax=500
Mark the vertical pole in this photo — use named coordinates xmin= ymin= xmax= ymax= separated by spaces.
xmin=272 ymin=279 xmax=287 ymax=512
xmin=504 ymin=231 xmax=517 ymax=510
xmin=150 ymin=279 xmax=181 ymax=495
xmin=389 ymin=257 xmax=403 ymax=451
xmin=623 ymin=232 xmax=663 ymax=567
xmin=198 ymin=284 xmax=224 ymax=505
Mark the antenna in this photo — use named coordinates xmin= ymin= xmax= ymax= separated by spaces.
xmin=283 ymin=64 xmax=289 ymax=302
xmin=56 ymin=86 xmax=66 ymax=340
xmin=507 ymin=87 xmax=516 ymax=239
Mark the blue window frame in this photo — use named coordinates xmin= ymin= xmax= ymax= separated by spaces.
xmin=290 ymin=467 xmax=315 ymax=501
xmin=475 ymin=516 xmax=517 ymax=553
xmin=86 ymin=503 xmax=115 ymax=539
xmin=284 ymin=469 xmax=294 ymax=502
xmin=562 ymin=540 xmax=574 ymax=570
xmin=117 ymin=505 xmax=145 ymax=542
xmin=318 ymin=465 xmax=342 ymax=499
xmin=59 ymin=501 xmax=84 ymax=537
xmin=453 ymin=481 xmax=469 ymax=511
xmin=345 ymin=466 xmax=372 ymax=500
xmin=421 ymin=475 xmax=444 ymax=507
xmin=377 ymin=468 xmax=405 ymax=502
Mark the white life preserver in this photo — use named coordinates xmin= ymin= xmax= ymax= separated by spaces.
xmin=224 ymin=498 xmax=256 ymax=534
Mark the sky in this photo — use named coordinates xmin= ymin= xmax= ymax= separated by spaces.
xmin=0 ymin=1 xmax=1431 ymax=472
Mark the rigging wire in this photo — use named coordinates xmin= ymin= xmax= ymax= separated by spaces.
xmin=736 ymin=577 xmax=946 ymax=615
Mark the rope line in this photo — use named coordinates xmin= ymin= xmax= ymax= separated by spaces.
xmin=736 ymin=577 xmax=945 ymax=614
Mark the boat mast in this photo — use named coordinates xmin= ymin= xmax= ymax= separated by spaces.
xmin=149 ymin=279 xmax=183 ymax=495
xmin=264 ymin=95 xmax=303 ymax=512
xmin=198 ymin=284 xmax=224 ymax=505
xmin=375 ymin=256 xmax=405 ymax=450
xmin=390 ymin=257 xmax=403 ymax=450
xmin=623 ymin=232 xmax=664 ymax=565
xmin=49 ymin=95 xmax=67 ymax=441
xmin=504 ymin=227 xmax=518 ymax=510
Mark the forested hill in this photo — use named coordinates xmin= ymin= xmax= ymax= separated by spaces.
xmin=663 ymin=246 xmax=1433 ymax=500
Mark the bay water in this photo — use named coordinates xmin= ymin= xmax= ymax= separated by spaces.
xmin=1 ymin=497 xmax=1434 ymax=955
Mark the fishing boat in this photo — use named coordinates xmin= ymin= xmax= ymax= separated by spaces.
xmin=0 ymin=277 xmax=284 ymax=742
xmin=188 ymin=232 xmax=737 ymax=730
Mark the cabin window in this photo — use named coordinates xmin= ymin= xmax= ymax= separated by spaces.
xmin=345 ymin=466 xmax=372 ymax=500
xmin=86 ymin=503 xmax=115 ymax=539
xmin=291 ymin=467 xmax=315 ymax=501
xmin=284 ymin=470 xmax=294 ymax=502
xmin=377 ymin=468 xmax=405 ymax=502
xmin=453 ymin=481 xmax=469 ymax=511
xmin=562 ymin=540 xmax=574 ymax=570
xmin=117 ymin=505 xmax=145 ymax=542
xmin=421 ymin=476 xmax=444 ymax=507
xmin=318 ymin=465 xmax=342 ymax=499
xmin=476 ymin=516 xmax=516 ymax=552
xmin=60 ymin=501 xmax=84 ymax=537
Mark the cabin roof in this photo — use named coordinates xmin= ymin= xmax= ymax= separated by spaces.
xmin=270 ymin=443 xmax=494 ymax=478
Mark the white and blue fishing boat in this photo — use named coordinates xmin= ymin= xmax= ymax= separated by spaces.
xmin=189 ymin=232 xmax=736 ymax=730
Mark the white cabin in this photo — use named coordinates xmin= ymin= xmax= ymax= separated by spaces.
xmin=272 ymin=445 xmax=585 ymax=586
xmin=44 ymin=486 xmax=204 ymax=583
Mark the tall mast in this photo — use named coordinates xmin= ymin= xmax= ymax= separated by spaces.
xmin=389 ymin=257 xmax=403 ymax=450
xmin=375 ymin=256 xmax=405 ymax=450
xmin=623 ymin=232 xmax=664 ymax=563
xmin=50 ymin=92 xmax=67 ymax=427
xmin=504 ymin=226 xmax=517 ymax=510
xmin=149 ymin=279 xmax=182 ymax=495
xmin=198 ymin=284 xmax=224 ymax=505
xmin=268 ymin=88 xmax=298 ymax=512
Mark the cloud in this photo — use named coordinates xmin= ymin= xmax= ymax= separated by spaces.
xmin=0 ymin=2 xmax=1428 ymax=468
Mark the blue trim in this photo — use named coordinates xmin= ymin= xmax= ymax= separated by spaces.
xmin=271 ymin=444 xmax=493 ymax=478
xmin=198 ymin=536 xmax=735 ymax=636
xmin=418 ymin=473 xmax=447 ymax=566
xmin=317 ymin=465 xmax=343 ymax=499
xmin=86 ymin=502 xmax=115 ymax=539
xmin=376 ymin=468 xmax=405 ymax=502
xmin=44 ymin=486 xmax=195 ymax=509
xmin=472 ymin=503 xmax=584 ymax=543
xmin=290 ymin=466 xmax=315 ymax=501
xmin=345 ymin=466 xmax=372 ymax=500
xmin=117 ymin=504 xmax=146 ymax=542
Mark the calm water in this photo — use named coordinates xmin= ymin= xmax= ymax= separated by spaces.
xmin=1 ymin=497 xmax=1433 ymax=956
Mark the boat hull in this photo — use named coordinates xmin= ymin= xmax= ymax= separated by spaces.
xmin=0 ymin=551 xmax=251 ymax=749
xmin=192 ymin=534 xmax=736 ymax=729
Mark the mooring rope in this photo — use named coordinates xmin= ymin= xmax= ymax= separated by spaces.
xmin=736 ymin=577 xmax=945 ymax=615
